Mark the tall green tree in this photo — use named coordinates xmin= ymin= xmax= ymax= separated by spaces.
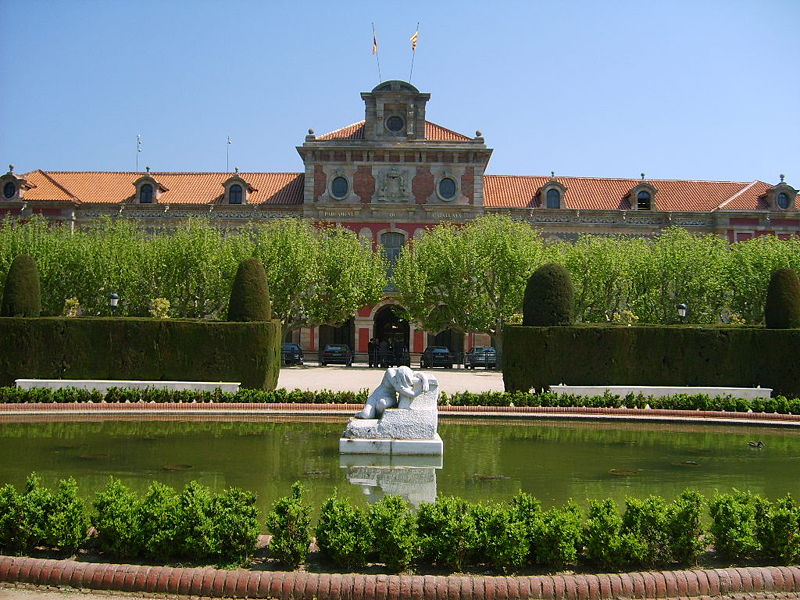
xmin=248 ymin=219 xmax=387 ymax=335
xmin=393 ymin=215 xmax=547 ymax=360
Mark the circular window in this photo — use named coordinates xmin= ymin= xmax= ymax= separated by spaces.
xmin=438 ymin=177 xmax=457 ymax=200
xmin=331 ymin=176 xmax=349 ymax=199
xmin=777 ymin=192 xmax=790 ymax=209
xmin=386 ymin=115 xmax=405 ymax=132
xmin=3 ymin=182 xmax=16 ymax=199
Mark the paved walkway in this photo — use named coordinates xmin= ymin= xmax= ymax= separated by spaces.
xmin=278 ymin=363 xmax=505 ymax=394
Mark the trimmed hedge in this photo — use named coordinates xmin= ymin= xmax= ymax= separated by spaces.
xmin=765 ymin=268 xmax=800 ymax=329
xmin=0 ymin=254 xmax=41 ymax=317
xmin=503 ymin=325 xmax=800 ymax=397
xmin=0 ymin=317 xmax=281 ymax=390
xmin=228 ymin=258 xmax=272 ymax=322
xmin=522 ymin=263 xmax=574 ymax=326
xmin=2 ymin=477 xmax=799 ymax=573
xmin=1 ymin=386 xmax=800 ymax=414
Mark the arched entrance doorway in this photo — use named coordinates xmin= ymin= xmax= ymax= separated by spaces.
xmin=373 ymin=304 xmax=410 ymax=352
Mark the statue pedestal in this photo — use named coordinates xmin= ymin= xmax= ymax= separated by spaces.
xmin=339 ymin=433 xmax=443 ymax=455
xmin=339 ymin=367 xmax=443 ymax=456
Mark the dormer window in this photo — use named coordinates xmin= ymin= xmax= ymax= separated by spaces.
xmin=628 ymin=180 xmax=658 ymax=211
xmin=539 ymin=176 xmax=567 ymax=209
xmin=0 ymin=165 xmax=33 ymax=201
xmin=133 ymin=171 xmax=166 ymax=204
xmin=764 ymin=175 xmax=797 ymax=211
xmin=139 ymin=184 xmax=154 ymax=204
xmin=229 ymin=184 xmax=243 ymax=204
xmin=221 ymin=172 xmax=255 ymax=205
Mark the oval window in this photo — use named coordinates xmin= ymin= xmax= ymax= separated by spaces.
xmin=386 ymin=116 xmax=404 ymax=132
xmin=331 ymin=176 xmax=348 ymax=199
xmin=3 ymin=182 xmax=16 ymax=199
xmin=777 ymin=192 xmax=790 ymax=209
xmin=438 ymin=177 xmax=456 ymax=200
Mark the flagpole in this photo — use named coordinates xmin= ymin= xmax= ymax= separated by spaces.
xmin=226 ymin=136 xmax=231 ymax=172
xmin=136 ymin=135 xmax=142 ymax=171
xmin=372 ymin=23 xmax=382 ymax=83
xmin=409 ymin=22 xmax=419 ymax=82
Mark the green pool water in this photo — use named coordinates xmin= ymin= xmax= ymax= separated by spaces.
xmin=1 ymin=417 xmax=798 ymax=516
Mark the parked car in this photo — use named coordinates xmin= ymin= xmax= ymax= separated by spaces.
xmin=464 ymin=346 xmax=497 ymax=369
xmin=320 ymin=344 xmax=353 ymax=366
xmin=420 ymin=346 xmax=455 ymax=369
xmin=282 ymin=343 xmax=304 ymax=366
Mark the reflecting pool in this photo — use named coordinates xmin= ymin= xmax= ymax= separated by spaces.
xmin=1 ymin=416 xmax=798 ymax=516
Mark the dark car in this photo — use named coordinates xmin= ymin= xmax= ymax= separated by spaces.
xmin=320 ymin=344 xmax=353 ymax=366
xmin=282 ymin=343 xmax=304 ymax=366
xmin=420 ymin=346 xmax=455 ymax=369
xmin=464 ymin=346 xmax=497 ymax=369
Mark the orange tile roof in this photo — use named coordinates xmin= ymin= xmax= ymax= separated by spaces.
xmin=317 ymin=120 xmax=472 ymax=142
xmin=484 ymin=175 xmax=770 ymax=211
xmin=21 ymin=171 xmax=304 ymax=206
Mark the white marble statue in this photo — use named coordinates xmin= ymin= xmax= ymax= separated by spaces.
xmin=340 ymin=366 xmax=443 ymax=455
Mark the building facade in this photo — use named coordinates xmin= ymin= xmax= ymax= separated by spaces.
xmin=2 ymin=80 xmax=798 ymax=359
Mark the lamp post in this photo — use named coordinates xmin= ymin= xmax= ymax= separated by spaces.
xmin=677 ymin=303 xmax=687 ymax=323
xmin=109 ymin=292 xmax=119 ymax=316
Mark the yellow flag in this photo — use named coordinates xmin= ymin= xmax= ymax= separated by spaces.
xmin=410 ymin=30 xmax=418 ymax=51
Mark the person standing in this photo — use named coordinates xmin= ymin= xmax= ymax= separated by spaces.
xmin=367 ymin=337 xmax=377 ymax=368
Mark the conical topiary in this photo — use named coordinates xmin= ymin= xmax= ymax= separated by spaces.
xmin=522 ymin=263 xmax=574 ymax=326
xmin=227 ymin=257 xmax=272 ymax=321
xmin=764 ymin=268 xmax=800 ymax=329
xmin=1 ymin=254 xmax=42 ymax=317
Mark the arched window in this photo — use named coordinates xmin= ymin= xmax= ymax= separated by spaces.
xmin=637 ymin=191 xmax=651 ymax=210
xmin=140 ymin=183 xmax=153 ymax=204
xmin=546 ymin=188 xmax=561 ymax=209
xmin=229 ymin=184 xmax=243 ymax=204
xmin=331 ymin=176 xmax=349 ymax=199
xmin=380 ymin=232 xmax=405 ymax=266
xmin=777 ymin=192 xmax=790 ymax=210
xmin=438 ymin=177 xmax=456 ymax=200
xmin=3 ymin=182 xmax=16 ymax=199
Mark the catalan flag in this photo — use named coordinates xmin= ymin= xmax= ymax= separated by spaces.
xmin=410 ymin=29 xmax=418 ymax=51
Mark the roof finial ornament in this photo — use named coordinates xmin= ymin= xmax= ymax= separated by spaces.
xmin=551 ymin=171 xmax=555 ymax=179
xmin=308 ymin=129 xmax=315 ymax=135
xmin=145 ymin=166 xmax=151 ymax=174
xmin=8 ymin=164 xmax=13 ymax=173
xmin=641 ymin=172 xmax=646 ymax=180
xmin=779 ymin=173 xmax=785 ymax=183
xmin=234 ymin=167 xmax=239 ymax=174
xmin=475 ymin=130 xmax=483 ymax=137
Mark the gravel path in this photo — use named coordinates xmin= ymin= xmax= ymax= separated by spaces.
xmin=277 ymin=363 xmax=505 ymax=394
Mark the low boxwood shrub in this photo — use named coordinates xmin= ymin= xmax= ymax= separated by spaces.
xmin=92 ymin=477 xmax=142 ymax=558
xmin=473 ymin=502 xmax=528 ymax=573
xmin=666 ymin=490 xmax=705 ymax=565
xmin=532 ymin=502 xmax=583 ymax=569
xmin=265 ymin=482 xmax=312 ymax=569
xmin=582 ymin=499 xmax=630 ymax=570
xmin=755 ymin=494 xmax=800 ymax=564
xmin=369 ymin=495 xmax=418 ymax=572
xmin=137 ymin=482 xmax=181 ymax=561
xmin=709 ymin=489 xmax=766 ymax=561
xmin=417 ymin=496 xmax=478 ymax=571
xmin=621 ymin=495 xmax=672 ymax=568
xmin=46 ymin=477 xmax=90 ymax=553
xmin=316 ymin=493 xmax=373 ymax=570
xmin=210 ymin=487 xmax=260 ymax=567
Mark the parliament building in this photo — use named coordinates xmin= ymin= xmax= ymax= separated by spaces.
xmin=2 ymin=80 xmax=798 ymax=360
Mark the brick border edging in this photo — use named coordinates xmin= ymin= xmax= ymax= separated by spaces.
xmin=1 ymin=402 xmax=799 ymax=428
xmin=1 ymin=556 xmax=798 ymax=599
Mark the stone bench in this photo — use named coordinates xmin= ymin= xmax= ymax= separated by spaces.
xmin=550 ymin=384 xmax=772 ymax=400
xmin=15 ymin=379 xmax=240 ymax=394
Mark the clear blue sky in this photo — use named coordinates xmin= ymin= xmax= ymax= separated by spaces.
xmin=1 ymin=0 xmax=798 ymax=184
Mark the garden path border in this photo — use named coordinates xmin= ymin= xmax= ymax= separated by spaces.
xmin=1 ymin=403 xmax=799 ymax=428
xmin=1 ymin=556 xmax=799 ymax=599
